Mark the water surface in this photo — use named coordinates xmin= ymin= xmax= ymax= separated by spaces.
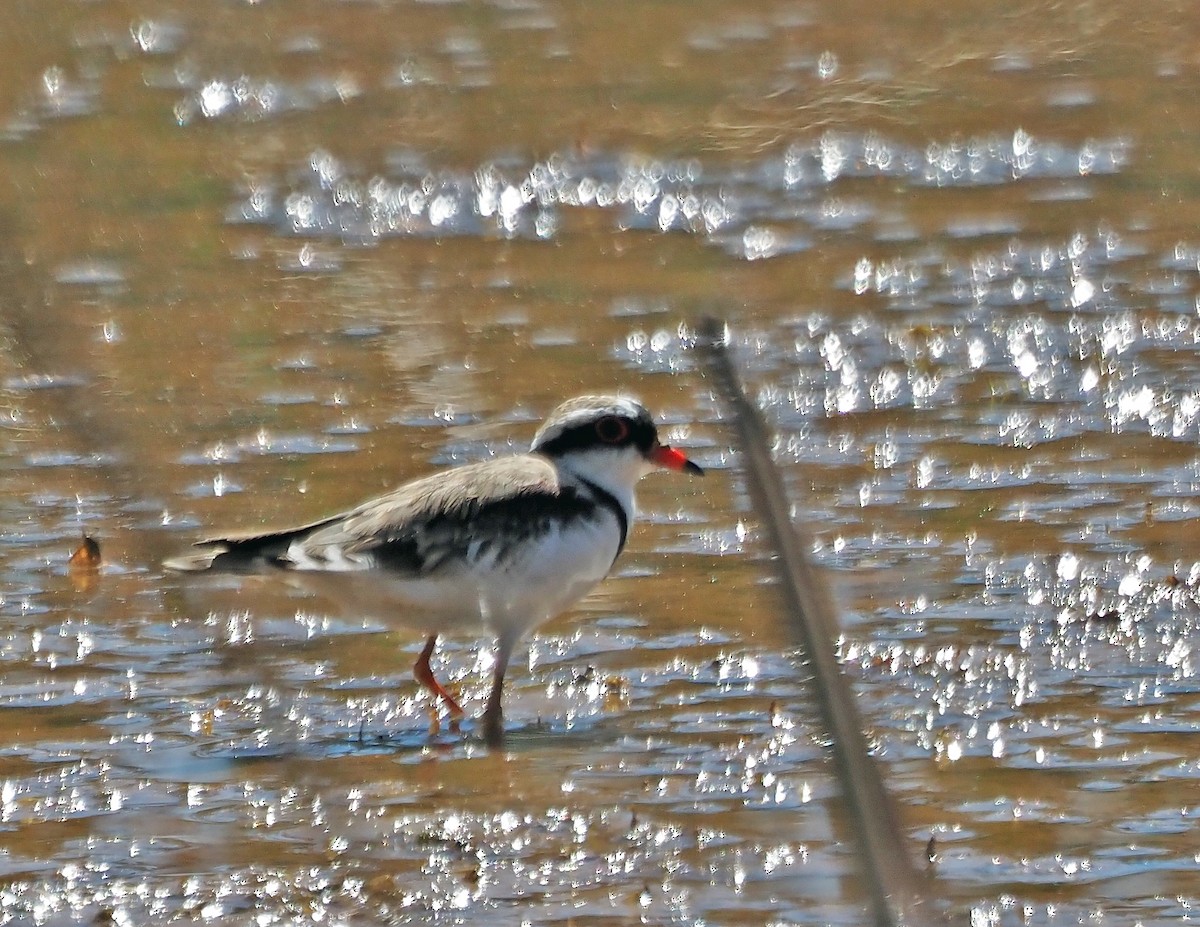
xmin=2 ymin=1 xmax=1199 ymax=924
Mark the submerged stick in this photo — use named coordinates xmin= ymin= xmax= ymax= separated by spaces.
xmin=696 ymin=317 xmax=938 ymax=927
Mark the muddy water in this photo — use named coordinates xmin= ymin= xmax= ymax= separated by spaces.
xmin=2 ymin=0 xmax=1199 ymax=923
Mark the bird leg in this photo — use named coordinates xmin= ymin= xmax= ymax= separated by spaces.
xmin=413 ymin=635 xmax=464 ymax=717
xmin=481 ymin=635 xmax=514 ymax=747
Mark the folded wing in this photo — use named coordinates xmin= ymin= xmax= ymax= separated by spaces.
xmin=163 ymin=455 xmax=598 ymax=578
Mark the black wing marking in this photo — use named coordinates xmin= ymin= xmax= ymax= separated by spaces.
xmin=296 ymin=456 xmax=604 ymax=577
xmin=168 ymin=455 xmax=616 ymax=577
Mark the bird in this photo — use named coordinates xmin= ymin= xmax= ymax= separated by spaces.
xmin=163 ymin=394 xmax=703 ymax=745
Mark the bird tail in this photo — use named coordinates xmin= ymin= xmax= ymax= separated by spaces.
xmin=162 ymin=543 xmax=231 ymax=572
xmin=163 ymin=510 xmax=345 ymax=574
xmin=162 ymin=519 xmax=331 ymax=573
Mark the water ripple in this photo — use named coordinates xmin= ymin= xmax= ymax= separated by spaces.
xmin=223 ymin=132 xmax=1127 ymax=255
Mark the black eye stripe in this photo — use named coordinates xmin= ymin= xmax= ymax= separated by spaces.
xmin=536 ymin=415 xmax=657 ymax=457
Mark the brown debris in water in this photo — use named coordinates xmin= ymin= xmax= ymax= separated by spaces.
xmin=68 ymin=533 xmax=102 ymax=569
xmin=68 ymin=534 xmax=102 ymax=591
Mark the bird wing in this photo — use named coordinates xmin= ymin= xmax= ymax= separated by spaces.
xmin=166 ymin=455 xmax=598 ymax=577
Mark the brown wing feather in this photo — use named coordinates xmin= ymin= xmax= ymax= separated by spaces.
xmin=163 ymin=455 xmax=592 ymax=576
xmin=292 ymin=456 xmax=599 ymax=576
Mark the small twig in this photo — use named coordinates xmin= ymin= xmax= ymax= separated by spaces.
xmin=695 ymin=317 xmax=941 ymax=927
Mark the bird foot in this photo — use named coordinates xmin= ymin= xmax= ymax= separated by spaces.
xmin=427 ymin=708 xmax=462 ymax=738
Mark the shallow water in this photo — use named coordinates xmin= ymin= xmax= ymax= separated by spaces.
xmin=2 ymin=0 xmax=1200 ymax=924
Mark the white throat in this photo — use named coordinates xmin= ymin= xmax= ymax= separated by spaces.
xmin=552 ymin=447 xmax=649 ymax=522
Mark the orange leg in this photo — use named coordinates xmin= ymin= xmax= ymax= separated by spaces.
xmin=413 ymin=635 xmax=464 ymax=717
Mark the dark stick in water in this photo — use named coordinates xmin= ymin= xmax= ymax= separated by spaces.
xmin=695 ymin=317 xmax=940 ymax=927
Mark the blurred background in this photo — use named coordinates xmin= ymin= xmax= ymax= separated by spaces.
xmin=1 ymin=0 xmax=1199 ymax=923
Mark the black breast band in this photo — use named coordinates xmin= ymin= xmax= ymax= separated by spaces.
xmin=576 ymin=477 xmax=629 ymax=561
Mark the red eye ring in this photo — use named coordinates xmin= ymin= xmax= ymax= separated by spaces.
xmin=595 ymin=415 xmax=630 ymax=444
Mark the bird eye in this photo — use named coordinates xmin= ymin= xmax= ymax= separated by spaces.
xmin=595 ymin=415 xmax=630 ymax=444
